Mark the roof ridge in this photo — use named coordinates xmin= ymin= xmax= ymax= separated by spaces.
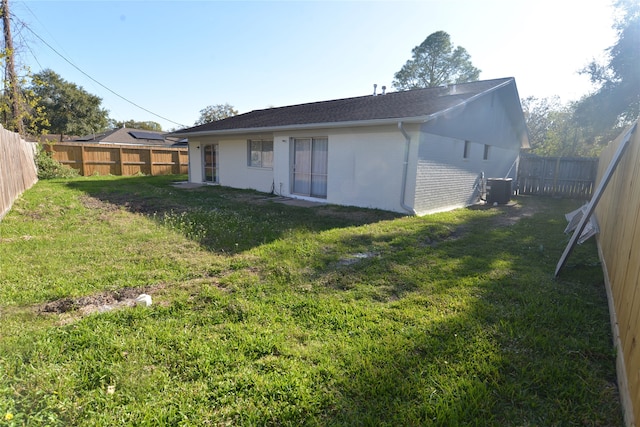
xmin=174 ymin=77 xmax=516 ymax=136
xmin=241 ymin=77 xmax=514 ymax=115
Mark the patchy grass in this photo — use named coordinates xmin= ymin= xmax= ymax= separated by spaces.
xmin=0 ymin=175 xmax=622 ymax=426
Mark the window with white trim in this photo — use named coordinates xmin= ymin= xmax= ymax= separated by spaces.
xmin=248 ymin=139 xmax=273 ymax=168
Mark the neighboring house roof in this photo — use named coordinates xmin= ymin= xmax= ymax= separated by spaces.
xmin=74 ymin=128 xmax=186 ymax=147
xmin=172 ymin=77 xmax=528 ymax=148
xmin=26 ymin=134 xmax=77 ymax=143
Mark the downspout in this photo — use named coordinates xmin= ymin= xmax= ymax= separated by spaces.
xmin=398 ymin=121 xmax=417 ymax=215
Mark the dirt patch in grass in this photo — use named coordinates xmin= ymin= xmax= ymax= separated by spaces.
xmin=79 ymin=195 xmax=121 ymax=212
xmin=470 ymin=196 xmax=550 ymax=227
xmin=40 ymin=284 xmax=167 ymax=324
xmin=80 ymin=193 xmax=184 ymax=216
xmin=41 ymin=287 xmax=140 ymax=314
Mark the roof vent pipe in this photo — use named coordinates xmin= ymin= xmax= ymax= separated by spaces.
xmin=373 ymin=84 xmax=377 ymax=96
xmin=381 ymin=86 xmax=386 ymax=95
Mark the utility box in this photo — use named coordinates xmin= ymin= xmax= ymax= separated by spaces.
xmin=487 ymin=178 xmax=512 ymax=204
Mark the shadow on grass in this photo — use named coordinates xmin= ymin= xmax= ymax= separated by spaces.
xmin=314 ymin=200 xmax=621 ymax=425
xmin=58 ymin=177 xmax=621 ymax=424
xmin=64 ymin=175 xmax=402 ymax=254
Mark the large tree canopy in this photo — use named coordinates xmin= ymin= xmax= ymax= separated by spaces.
xmin=393 ymin=31 xmax=481 ymax=90
xmin=0 ymin=69 xmax=49 ymax=137
xmin=523 ymin=0 xmax=640 ymax=157
xmin=194 ymin=103 xmax=238 ymax=126
xmin=521 ymin=96 xmax=592 ymax=157
xmin=31 ymin=69 xmax=109 ymax=140
xmin=574 ymin=0 xmax=639 ymax=137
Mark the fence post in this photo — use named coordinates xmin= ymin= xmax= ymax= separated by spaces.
xmin=173 ymin=150 xmax=178 ymax=174
xmin=80 ymin=145 xmax=87 ymax=176
xmin=148 ymin=148 xmax=153 ymax=176
xmin=46 ymin=143 xmax=187 ymax=177
xmin=118 ymin=147 xmax=124 ymax=176
xmin=518 ymin=154 xmax=598 ymax=199
xmin=552 ymin=157 xmax=561 ymax=197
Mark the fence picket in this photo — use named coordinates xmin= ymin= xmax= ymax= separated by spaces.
xmin=518 ymin=154 xmax=598 ymax=199
xmin=0 ymin=126 xmax=38 ymax=220
xmin=593 ymin=121 xmax=640 ymax=427
xmin=45 ymin=142 xmax=188 ymax=176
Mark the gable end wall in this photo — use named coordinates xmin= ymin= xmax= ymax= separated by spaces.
xmin=414 ymin=134 xmax=518 ymax=215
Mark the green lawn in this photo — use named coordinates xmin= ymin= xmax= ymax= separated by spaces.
xmin=0 ymin=175 xmax=622 ymax=426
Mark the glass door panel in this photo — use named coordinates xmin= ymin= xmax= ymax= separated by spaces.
xmin=292 ymin=138 xmax=327 ymax=198
xmin=203 ymin=144 xmax=218 ymax=183
xmin=293 ymin=138 xmax=311 ymax=195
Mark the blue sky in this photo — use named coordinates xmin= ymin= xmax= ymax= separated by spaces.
xmin=10 ymin=0 xmax=617 ymax=131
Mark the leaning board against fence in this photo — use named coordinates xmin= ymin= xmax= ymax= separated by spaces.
xmin=0 ymin=125 xmax=38 ymax=220
xmin=518 ymin=154 xmax=598 ymax=199
xmin=593 ymin=121 xmax=640 ymax=427
xmin=45 ymin=143 xmax=188 ymax=176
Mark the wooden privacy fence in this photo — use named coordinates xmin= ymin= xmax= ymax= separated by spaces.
xmin=593 ymin=121 xmax=640 ymax=427
xmin=518 ymin=154 xmax=598 ymax=199
xmin=0 ymin=125 xmax=38 ymax=220
xmin=44 ymin=143 xmax=188 ymax=176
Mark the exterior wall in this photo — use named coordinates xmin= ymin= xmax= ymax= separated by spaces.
xmin=218 ymin=137 xmax=273 ymax=192
xmin=188 ymin=137 xmax=273 ymax=193
xmin=186 ymin=120 xmax=519 ymax=216
xmin=414 ymin=133 xmax=518 ymax=215
xmin=422 ymin=83 xmax=528 ymax=150
xmin=272 ymin=126 xmax=417 ymax=213
xmin=188 ymin=125 xmax=417 ymax=214
xmin=325 ymin=129 xmax=408 ymax=212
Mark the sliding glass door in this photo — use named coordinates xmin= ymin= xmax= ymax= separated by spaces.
xmin=203 ymin=144 xmax=218 ymax=183
xmin=292 ymin=137 xmax=327 ymax=198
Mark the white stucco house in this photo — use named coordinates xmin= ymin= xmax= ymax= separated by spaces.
xmin=171 ymin=77 xmax=529 ymax=215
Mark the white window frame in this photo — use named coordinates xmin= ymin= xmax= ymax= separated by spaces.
xmin=248 ymin=139 xmax=273 ymax=168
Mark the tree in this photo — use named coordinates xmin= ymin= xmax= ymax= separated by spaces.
xmin=0 ymin=3 xmax=49 ymax=137
xmin=30 ymin=69 xmax=109 ymax=140
xmin=194 ymin=103 xmax=238 ymax=126
xmin=522 ymin=96 xmax=563 ymax=153
xmin=0 ymin=68 xmax=49 ymax=138
xmin=573 ymin=0 xmax=640 ymax=140
xmin=110 ymin=119 xmax=162 ymax=131
xmin=522 ymin=96 xmax=604 ymax=157
xmin=393 ymin=31 xmax=480 ymax=90
xmin=522 ymin=96 xmax=579 ymax=156
xmin=1 ymin=0 xmax=22 ymax=134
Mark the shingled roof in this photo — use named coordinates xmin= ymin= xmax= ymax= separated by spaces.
xmin=74 ymin=128 xmax=185 ymax=146
xmin=173 ymin=78 xmax=516 ymax=136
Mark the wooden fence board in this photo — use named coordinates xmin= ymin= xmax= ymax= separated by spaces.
xmin=613 ymin=143 xmax=640 ymax=327
xmin=518 ymin=155 xmax=598 ymax=199
xmin=594 ymin=121 xmax=640 ymax=427
xmin=0 ymin=125 xmax=38 ymax=220
xmin=45 ymin=143 xmax=188 ymax=177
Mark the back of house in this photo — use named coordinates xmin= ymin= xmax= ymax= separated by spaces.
xmin=172 ymin=78 xmax=529 ymax=215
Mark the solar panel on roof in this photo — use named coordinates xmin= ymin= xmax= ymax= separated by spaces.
xmin=129 ymin=131 xmax=165 ymax=141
